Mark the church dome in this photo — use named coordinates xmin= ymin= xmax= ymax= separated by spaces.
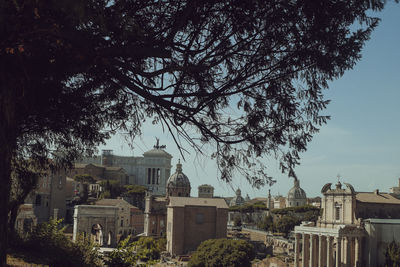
xmin=230 ymin=188 xmax=245 ymax=206
xmin=287 ymin=179 xmax=307 ymax=207
xmin=166 ymin=160 xmax=191 ymax=197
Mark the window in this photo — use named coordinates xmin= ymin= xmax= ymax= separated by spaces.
xmin=35 ymin=195 xmax=41 ymax=205
xmin=196 ymin=213 xmax=204 ymax=224
xmin=152 ymin=168 xmax=155 ymax=184
xmin=147 ymin=169 xmax=151 ymax=184
xmin=335 ymin=202 xmax=342 ymax=221
xmin=120 ymin=220 xmax=123 ymax=227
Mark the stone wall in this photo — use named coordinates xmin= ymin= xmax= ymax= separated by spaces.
xmin=73 ymin=205 xmax=118 ymax=247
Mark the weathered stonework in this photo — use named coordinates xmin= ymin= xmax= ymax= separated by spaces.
xmin=73 ymin=205 xmax=118 ymax=247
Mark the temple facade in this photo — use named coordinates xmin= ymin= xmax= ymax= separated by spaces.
xmin=294 ymin=179 xmax=400 ymax=267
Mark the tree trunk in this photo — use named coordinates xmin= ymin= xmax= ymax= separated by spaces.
xmin=0 ymin=70 xmax=17 ymax=266
xmin=0 ymin=134 xmax=14 ymax=267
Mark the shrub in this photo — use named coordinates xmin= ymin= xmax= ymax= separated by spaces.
xmin=107 ymin=236 xmax=165 ymax=267
xmin=385 ymin=240 xmax=400 ymax=267
xmin=19 ymin=219 xmax=102 ymax=267
xmin=188 ymin=239 xmax=255 ymax=267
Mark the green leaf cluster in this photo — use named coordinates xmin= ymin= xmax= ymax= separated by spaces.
xmin=229 ymin=202 xmax=267 ymax=212
xmin=385 ymin=240 xmax=400 ymax=267
xmin=74 ymin=174 xmax=95 ymax=184
xmin=123 ymin=184 xmax=147 ymax=195
xmin=16 ymin=219 xmax=102 ymax=267
xmin=107 ymin=236 xmax=165 ymax=267
xmin=271 ymin=205 xmax=320 ymax=215
xmin=188 ymin=239 xmax=255 ymax=267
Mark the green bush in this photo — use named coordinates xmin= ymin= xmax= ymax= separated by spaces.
xmin=107 ymin=236 xmax=165 ymax=267
xmin=273 ymin=215 xmax=301 ymax=237
xmin=229 ymin=202 xmax=267 ymax=213
xmin=385 ymin=240 xmax=400 ymax=267
xmin=18 ymin=219 xmax=102 ymax=267
xmin=257 ymin=215 xmax=273 ymax=231
xmin=188 ymin=239 xmax=255 ymax=267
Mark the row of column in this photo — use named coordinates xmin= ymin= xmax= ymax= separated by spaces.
xmin=294 ymin=233 xmax=362 ymax=267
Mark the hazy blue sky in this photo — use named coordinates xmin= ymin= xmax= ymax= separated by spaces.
xmin=100 ymin=3 xmax=400 ymax=199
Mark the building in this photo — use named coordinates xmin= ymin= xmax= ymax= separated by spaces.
xmin=229 ymin=188 xmax=245 ymax=207
xmin=144 ymin=160 xmax=191 ymax=237
xmin=73 ymin=205 xmax=119 ymax=247
xmin=76 ymin=141 xmax=172 ymax=196
xmin=72 ymin=163 xmax=130 ymax=186
xmin=24 ymin=169 xmax=67 ymax=223
xmin=198 ymin=184 xmax=214 ymax=198
xmin=95 ymin=198 xmax=142 ymax=236
xmin=294 ymin=179 xmax=400 ymax=267
xmin=166 ymin=160 xmax=191 ymax=197
xmin=166 ymin=197 xmax=228 ymax=255
xmin=286 ymin=179 xmax=307 ymax=207
xmin=14 ymin=204 xmax=37 ymax=235
xmin=143 ymin=193 xmax=168 ymax=237
xmin=273 ymin=195 xmax=286 ymax=209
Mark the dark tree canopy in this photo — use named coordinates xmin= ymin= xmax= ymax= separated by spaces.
xmin=0 ymin=0 xmax=391 ymax=265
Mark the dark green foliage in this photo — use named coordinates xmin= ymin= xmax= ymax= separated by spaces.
xmin=271 ymin=205 xmax=320 ymax=215
xmin=257 ymin=206 xmax=320 ymax=236
xmin=229 ymin=202 xmax=267 ymax=212
xmin=99 ymin=180 xmax=124 ymax=199
xmin=123 ymin=184 xmax=147 ymax=194
xmin=74 ymin=174 xmax=95 ymax=203
xmin=11 ymin=219 xmax=102 ymax=267
xmin=107 ymin=236 xmax=165 ymax=266
xmin=74 ymin=174 xmax=95 ymax=184
xmin=273 ymin=216 xmax=301 ymax=237
xmin=385 ymin=240 xmax=400 ymax=267
xmin=0 ymin=0 xmax=392 ymax=264
xmin=233 ymin=216 xmax=242 ymax=227
xmin=188 ymin=239 xmax=255 ymax=267
xmin=257 ymin=215 xmax=274 ymax=232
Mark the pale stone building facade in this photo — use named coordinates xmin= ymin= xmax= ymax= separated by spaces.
xmin=73 ymin=205 xmax=119 ymax=247
xmin=294 ymin=179 xmax=400 ymax=267
xmin=76 ymin=142 xmax=172 ymax=196
xmin=198 ymin=184 xmax=214 ymax=198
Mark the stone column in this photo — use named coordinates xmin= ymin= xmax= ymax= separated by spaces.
xmin=310 ymin=234 xmax=316 ymax=267
xmin=343 ymin=236 xmax=350 ymax=266
xmin=319 ymin=235 xmax=326 ymax=267
xmin=327 ymin=236 xmax=333 ymax=267
xmin=295 ymin=233 xmax=301 ymax=267
xmin=355 ymin=237 xmax=362 ymax=267
xmin=336 ymin=237 xmax=342 ymax=267
xmin=302 ymin=234 xmax=309 ymax=267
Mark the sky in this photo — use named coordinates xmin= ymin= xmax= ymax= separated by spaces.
xmin=99 ymin=3 xmax=400 ymax=199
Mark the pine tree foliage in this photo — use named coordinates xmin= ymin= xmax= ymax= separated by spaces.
xmin=0 ymin=0 xmax=393 ymax=265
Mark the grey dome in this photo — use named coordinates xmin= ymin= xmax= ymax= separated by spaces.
xmin=167 ymin=160 xmax=190 ymax=188
xmin=288 ymin=180 xmax=307 ymax=200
